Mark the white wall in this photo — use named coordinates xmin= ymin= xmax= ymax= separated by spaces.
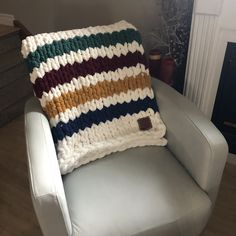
xmin=220 ymin=0 xmax=236 ymax=30
xmin=1 ymin=1 xmax=55 ymax=33
xmin=0 ymin=0 xmax=162 ymax=50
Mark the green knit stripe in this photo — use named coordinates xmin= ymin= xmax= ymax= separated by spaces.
xmin=27 ymin=28 xmax=142 ymax=72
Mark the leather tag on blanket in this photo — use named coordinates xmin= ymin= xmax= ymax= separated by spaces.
xmin=137 ymin=117 xmax=152 ymax=131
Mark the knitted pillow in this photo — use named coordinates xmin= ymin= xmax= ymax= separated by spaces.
xmin=21 ymin=20 xmax=167 ymax=174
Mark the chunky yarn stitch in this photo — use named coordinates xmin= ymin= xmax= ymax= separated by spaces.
xmin=21 ymin=21 xmax=167 ymax=174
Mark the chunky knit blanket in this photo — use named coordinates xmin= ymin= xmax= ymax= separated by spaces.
xmin=21 ymin=21 xmax=167 ymax=174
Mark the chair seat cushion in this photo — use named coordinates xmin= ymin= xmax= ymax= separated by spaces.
xmin=63 ymin=146 xmax=212 ymax=236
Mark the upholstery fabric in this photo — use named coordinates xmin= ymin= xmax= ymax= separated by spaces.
xmin=63 ymin=146 xmax=212 ymax=236
xmin=21 ymin=20 xmax=167 ymax=174
xmin=24 ymin=80 xmax=228 ymax=236
xmin=152 ymin=79 xmax=228 ymax=203
xmin=24 ymin=97 xmax=72 ymax=236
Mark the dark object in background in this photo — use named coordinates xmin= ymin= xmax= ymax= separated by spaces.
xmin=172 ymin=61 xmax=186 ymax=93
xmin=147 ymin=0 xmax=194 ymax=94
xmin=0 ymin=23 xmax=32 ymax=127
xmin=149 ymin=49 xmax=162 ymax=78
xmin=148 ymin=50 xmax=177 ymax=87
xmin=159 ymin=55 xmax=176 ymax=86
xmin=13 ymin=20 xmax=32 ymax=40
xmin=212 ymin=42 xmax=236 ymax=154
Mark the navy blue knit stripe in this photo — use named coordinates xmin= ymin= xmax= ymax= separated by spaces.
xmin=51 ymin=97 xmax=158 ymax=142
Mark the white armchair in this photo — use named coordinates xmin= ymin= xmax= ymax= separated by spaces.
xmin=25 ymin=79 xmax=228 ymax=236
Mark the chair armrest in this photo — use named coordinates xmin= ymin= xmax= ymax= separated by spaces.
xmin=152 ymin=79 xmax=228 ymax=203
xmin=25 ymin=97 xmax=72 ymax=236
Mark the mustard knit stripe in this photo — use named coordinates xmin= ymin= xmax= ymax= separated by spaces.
xmin=43 ymin=73 xmax=151 ymax=118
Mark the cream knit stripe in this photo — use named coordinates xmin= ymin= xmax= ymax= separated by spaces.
xmin=29 ymin=41 xmax=144 ymax=83
xmin=59 ymin=135 xmax=167 ymax=174
xmin=21 ymin=20 xmax=136 ymax=57
xmin=57 ymin=109 xmax=166 ymax=157
xmin=48 ymin=87 xmax=154 ymax=127
xmin=40 ymin=64 xmax=148 ymax=105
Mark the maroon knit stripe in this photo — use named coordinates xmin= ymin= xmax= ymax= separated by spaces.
xmin=33 ymin=51 xmax=147 ymax=98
